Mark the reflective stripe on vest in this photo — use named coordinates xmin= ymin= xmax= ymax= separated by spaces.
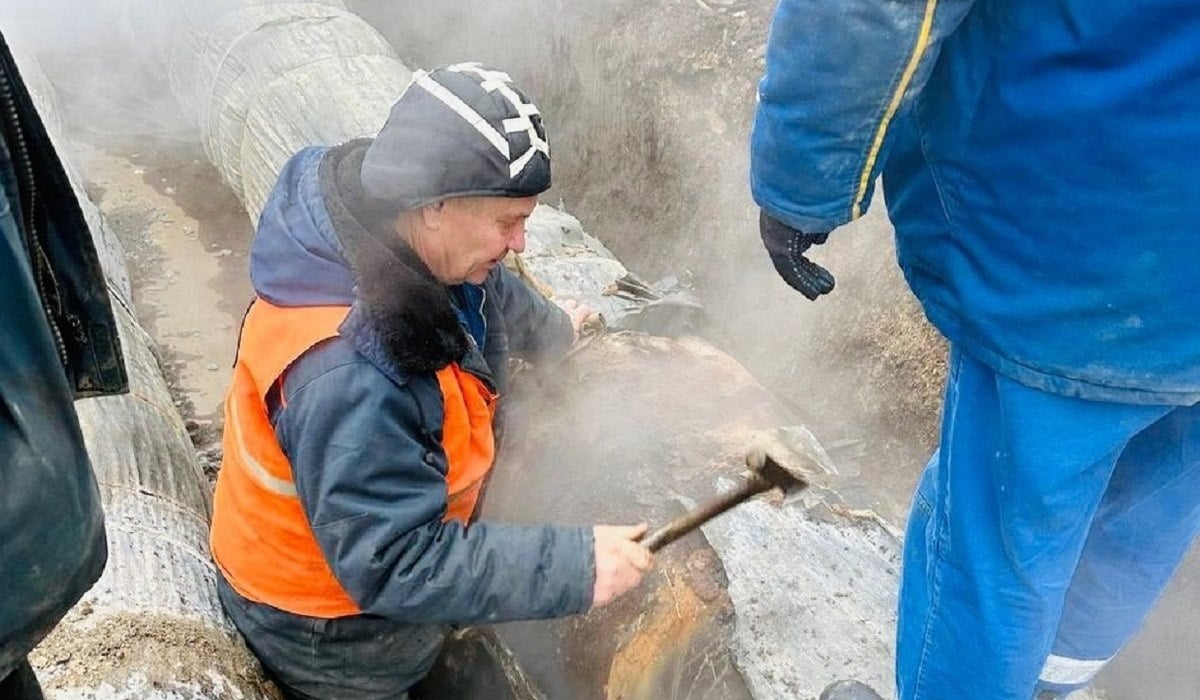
xmin=210 ymin=298 xmax=497 ymax=618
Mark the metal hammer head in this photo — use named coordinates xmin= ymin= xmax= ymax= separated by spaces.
xmin=745 ymin=447 xmax=808 ymax=495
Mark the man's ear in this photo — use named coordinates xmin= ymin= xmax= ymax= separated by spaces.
xmin=420 ymin=200 xmax=446 ymax=230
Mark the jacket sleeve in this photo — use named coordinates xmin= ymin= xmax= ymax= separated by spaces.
xmin=750 ymin=0 xmax=976 ymax=233
xmin=1 ymin=31 xmax=126 ymax=398
xmin=274 ymin=353 xmax=594 ymax=624
xmin=490 ymin=265 xmax=573 ymax=363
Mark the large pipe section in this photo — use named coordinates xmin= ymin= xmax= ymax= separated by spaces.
xmin=119 ymin=0 xmax=408 ymax=223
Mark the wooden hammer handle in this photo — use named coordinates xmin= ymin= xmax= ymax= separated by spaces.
xmin=638 ymin=475 xmax=774 ymax=552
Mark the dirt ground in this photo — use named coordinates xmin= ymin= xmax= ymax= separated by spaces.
xmin=31 ymin=610 xmax=279 ymax=699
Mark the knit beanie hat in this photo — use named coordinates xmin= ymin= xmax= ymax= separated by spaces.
xmin=360 ymin=62 xmax=552 ymax=211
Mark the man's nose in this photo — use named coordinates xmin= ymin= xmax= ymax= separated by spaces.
xmin=509 ymin=226 xmax=527 ymax=254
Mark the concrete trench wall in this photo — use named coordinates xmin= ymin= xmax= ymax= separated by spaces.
xmin=17 ymin=3 xmax=920 ymax=697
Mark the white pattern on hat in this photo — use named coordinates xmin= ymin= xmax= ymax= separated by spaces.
xmin=411 ymin=69 xmax=511 ymax=159
xmin=447 ymin=62 xmax=551 ymax=178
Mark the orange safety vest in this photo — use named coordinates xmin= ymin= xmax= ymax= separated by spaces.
xmin=210 ymin=299 xmax=497 ymax=617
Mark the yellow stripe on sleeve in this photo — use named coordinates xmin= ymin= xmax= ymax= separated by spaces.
xmin=851 ymin=0 xmax=939 ymax=220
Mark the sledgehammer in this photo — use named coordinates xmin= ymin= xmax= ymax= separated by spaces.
xmin=637 ymin=448 xmax=807 ymax=552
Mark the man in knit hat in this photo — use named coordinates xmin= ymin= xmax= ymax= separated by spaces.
xmin=210 ymin=63 xmax=652 ymax=699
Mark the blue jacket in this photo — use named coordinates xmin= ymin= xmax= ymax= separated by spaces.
xmin=752 ymin=0 xmax=1200 ymax=405
xmin=240 ymin=142 xmax=593 ymax=624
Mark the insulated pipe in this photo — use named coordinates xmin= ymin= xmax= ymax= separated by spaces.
xmin=119 ymin=0 xmax=409 ymax=223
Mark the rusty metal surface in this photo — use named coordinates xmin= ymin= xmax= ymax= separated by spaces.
xmin=483 ymin=329 xmax=908 ymax=698
xmin=483 ymin=332 xmax=792 ymax=698
xmin=491 ymin=542 xmax=750 ymax=700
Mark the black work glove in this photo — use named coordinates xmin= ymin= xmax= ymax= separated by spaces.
xmin=759 ymin=210 xmax=835 ymax=300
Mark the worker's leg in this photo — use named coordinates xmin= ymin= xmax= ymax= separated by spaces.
xmin=1035 ymin=402 xmax=1200 ymax=697
xmin=895 ymin=347 xmax=1172 ymax=700
xmin=217 ymin=575 xmax=443 ymax=699
xmin=0 ymin=659 xmax=44 ymax=699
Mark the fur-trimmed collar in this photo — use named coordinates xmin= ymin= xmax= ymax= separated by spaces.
xmin=319 ymin=140 xmax=468 ymax=373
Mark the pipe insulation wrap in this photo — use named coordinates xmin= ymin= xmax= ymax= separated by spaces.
xmin=130 ymin=0 xmax=408 ymax=222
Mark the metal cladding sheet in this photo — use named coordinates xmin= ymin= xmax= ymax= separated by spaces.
xmin=238 ymin=53 xmax=408 ymax=221
xmin=197 ymin=4 xmax=396 ymax=202
xmin=517 ymin=205 xmax=636 ymax=322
